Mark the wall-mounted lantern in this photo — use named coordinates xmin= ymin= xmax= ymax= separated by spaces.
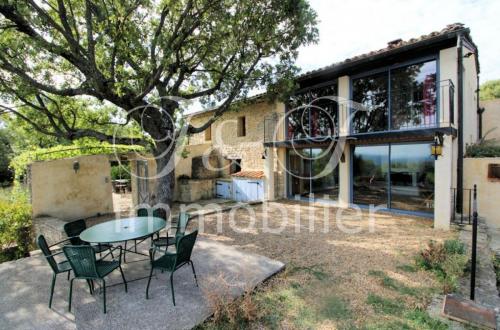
xmin=262 ymin=149 xmax=268 ymax=160
xmin=73 ymin=160 xmax=80 ymax=173
xmin=430 ymin=133 xmax=444 ymax=160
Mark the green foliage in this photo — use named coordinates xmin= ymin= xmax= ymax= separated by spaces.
xmin=10 ymin=141 xmax=145 ymax=180
xmin=110 ymin=163 xmax=131 ymax=180
xmin=416 ymin=239 xmax=468 ymax=293
xmin=465 ymin=141 xmax=500 ymax=158
xmin=0 ymin=186 xmax=31 ymax=261
xmin=0 ymin=0 xmax=318 ymax=160
xmin=480 ymin=79 xmax=500 ymax=101
xmin=0 ymin=129 xmax=13 ymax=184
xmin=443 ymin=239 xmax=466 ymax=255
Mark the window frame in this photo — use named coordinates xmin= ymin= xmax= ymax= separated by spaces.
xmin=237 ymin=116 xmax=246 ymax=137
xmin=349 ymin=54 xmax=440 ymax=135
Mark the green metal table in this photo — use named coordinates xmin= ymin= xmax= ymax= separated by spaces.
xmin=80 ymin=217 xmax=167 ymax=262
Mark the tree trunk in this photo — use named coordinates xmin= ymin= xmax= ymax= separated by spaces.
xmin=152 ymin=141 xmax=176 ymax=218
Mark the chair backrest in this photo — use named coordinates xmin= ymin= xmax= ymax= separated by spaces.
xmin=63 ymin=219 xmax=87 ymax=245
xmin=138 ymin=207 xmax=167 ymax=220
xmin=37 ymin=235 xmax=58 ymax=273
xmin=63 ymin=245 xmax=99 ymax=278
xmin=175 ymin=230 xmax=198 ymax=266
xmin=175 ymin=212 xmax=191 ymax=238
xmin=137 ymin=208 xmax=149 ymax=217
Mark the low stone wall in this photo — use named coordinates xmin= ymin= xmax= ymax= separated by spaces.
xmin=464 ymin=157 xmax=500 ymax=229
xmin=33 ymin=216 xmax=68 ymax=245
xmin=177 ymin=179 xmax=214 ymax=202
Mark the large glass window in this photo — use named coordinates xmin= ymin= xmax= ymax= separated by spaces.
xmin=391 ymin=61 xmax=437 ymax=129
xmin=390 ymin=144 xmax=434 ymax=212
xmin=351 ymin=59 xmax=437 ymax=133
xmin=353 ymin=145 xmax=389 ymax=206
xmin=352 ymin=72 xmax=389 ymax=133
xmin=287 ymin=83 xmax=338 ymax=140
xmin=288 ymin=147 xmax=339 ymax=200
xmin=352 ymin=143 xmax=434 ymax=213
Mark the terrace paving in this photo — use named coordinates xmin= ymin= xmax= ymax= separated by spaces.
xmin=0 ymin=237 xmax=284 ymax=330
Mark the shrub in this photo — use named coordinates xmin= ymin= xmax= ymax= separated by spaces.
xmin=443 ymin=239 xmax=466 ymax=255
xmin=110 ymin=164 xmax=131 ymax=180
xmin=0 ymin=187 xmax=32 ymax=261
xmin=465 ymin=140 xmax=500 ymax=158
xmin=416 ymin=240 xmax=446 ymax=271
xmin=416 ymin=239 xmax=469 ymax=293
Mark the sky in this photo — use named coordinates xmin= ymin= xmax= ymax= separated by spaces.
xmin=296 ymin=0 xmax=500 ymax=83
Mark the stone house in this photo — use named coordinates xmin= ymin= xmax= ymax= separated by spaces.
xmin=172 ymin=23 xmax=482 ymax=230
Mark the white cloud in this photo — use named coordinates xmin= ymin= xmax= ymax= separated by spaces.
xmin=296 ymin=0 xmax=500 ymax=82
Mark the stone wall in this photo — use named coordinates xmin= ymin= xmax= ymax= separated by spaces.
xmin=187 ymin=100 xmax=282 ymax=172
xmin=30 ymin=154 xmax=114 ymax=220
xmin=464 ymin=157 xmax=500 ymax=228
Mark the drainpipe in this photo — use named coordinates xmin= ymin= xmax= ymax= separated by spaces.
xmin=456 ymin=34 xmax=464 ymax=214
xmin=477 ymin=74 xmax=484 ymax=140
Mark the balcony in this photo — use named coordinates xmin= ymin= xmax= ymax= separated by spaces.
xmin=264 ymin=79 xmax=455 ymax=146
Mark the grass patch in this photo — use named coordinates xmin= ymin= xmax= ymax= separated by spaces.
xmin=397 ymin=264 xmax=418 ymax=273
xmin=320 ymin=295 xmax=352 ymax=320
xmin=288 ymin=264 xmax=330 ymax=281
xmin=368 ymin=270 xmax=418 ymax=296
xmin=366 ymin=294 xmax=404 ymax=315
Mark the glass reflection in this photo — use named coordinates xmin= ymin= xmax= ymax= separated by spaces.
xmin=352 ymin=72 xmax=389 ymax=133
xmin=390 ymin=144 xmax=434 ymax=212
xmin=353 ymin=145 xmax=389 ymax=206
xmin=288 ymin=83 xmax=338 ymax=139
xmin=288 ymin=148 xmax=339 ymax=200
xmin=391 ymin=61 xmax=437 ymax=129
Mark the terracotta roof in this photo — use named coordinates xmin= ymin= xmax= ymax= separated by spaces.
xmin=231 ymin=171 xmax=264 ymax=179
xmin=298 ymin=23 xmax=471 ymax=80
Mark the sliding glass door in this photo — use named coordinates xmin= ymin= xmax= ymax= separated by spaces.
xmin=288 ymin=147 xmax=339 ymax=200
xmin=352 ymin=143 xmax=434 ymax=213
xmin=353 ymin=145 xmax=389 ymax=206
xmin=390 ymin=144 xmax=434 ymax=212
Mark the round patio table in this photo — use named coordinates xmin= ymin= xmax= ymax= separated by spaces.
xmin=80 ymin=217 xmax=166 ymax=244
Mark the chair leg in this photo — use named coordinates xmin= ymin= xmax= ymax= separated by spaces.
xmin=102 ymin=279 xmax=106 ymax=314
xmin=87 ymin=280 xmax=93 ymax=294
xmin=170 ymin=272 xmax=176 ymax=306
xmin=123 ymin=241 xmax=127 ymax=263
xmin=190 ymin=261 xmax=198 ymax=287
xmin=68 ymin=278 xmax=74 ymax=312
xmin=67 ymin=270 xmax=71 ymax=281
xmin=146 ymin=267 xmax=154 ymax=299
xmin=119 ymin=265 xmax=128 ymax=292
xmin=109 ymin=248 xmax=114 ymax=259
xmin=49 ymin=273 xmax=56 ymax=308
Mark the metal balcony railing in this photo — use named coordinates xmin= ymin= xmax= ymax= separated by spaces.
xmin=263 ymin=79 xmax=456 ymax=144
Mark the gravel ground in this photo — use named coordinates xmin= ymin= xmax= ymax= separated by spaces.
xmin=193 ymin=200 xmax=457 ymax=328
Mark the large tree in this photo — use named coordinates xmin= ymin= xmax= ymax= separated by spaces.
xmin=0 ymin=0 xmax=317 ymax=206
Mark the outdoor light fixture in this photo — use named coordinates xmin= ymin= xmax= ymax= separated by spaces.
xmin=431 ymin=133 xmax=444 ymax=160
xmin=73 ymin=160 xmax=80 ymax=173
xmin=262 ymin=149 xmax=268 ymax=159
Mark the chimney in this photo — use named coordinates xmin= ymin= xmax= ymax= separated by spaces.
xmin=387 ymin=38 xmax=403 ymax=48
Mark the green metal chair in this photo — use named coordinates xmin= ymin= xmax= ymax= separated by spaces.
xmin=121 ymin=208 xmax=167 ymax=261
xmin=151 ymin=212 xmax=191 ymax=250
xmin=146 ymin=230 xmax=199 ymax=306
xmin=37 ymin=235 xmax=74 ymax=308
xmin=63 ymin=219 xmax=113 ymax=257
xmin=63 ymin=245 xmax=127 ymax=313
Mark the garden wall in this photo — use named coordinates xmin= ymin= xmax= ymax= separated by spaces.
xmin=464 ymin=157 xmax=500 ymax=228
xmin=30 ymin=154 xmax=114 ymax=220
xmin=480 ymin=98 xmax=500 ymax=143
